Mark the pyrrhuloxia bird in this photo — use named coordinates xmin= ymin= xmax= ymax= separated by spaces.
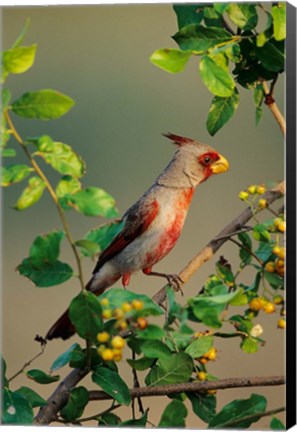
xmin=46 ymin=133 xmax=229 ymax=340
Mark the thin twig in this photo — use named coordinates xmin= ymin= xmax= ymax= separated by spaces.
xmin=63 ymin=402 xmax=121 ymax=424
xmin=88 ymin=375 xmax=285 ymax=401
xmin=7 ymin=346 xmax=45 ymax=383
xmin=4 ymin=109 xmax=85 ymax=291
xmin=228 ymin=237 xmax=263 ymax=265
xmin=261 ymin=80 xmax=286 ymax=136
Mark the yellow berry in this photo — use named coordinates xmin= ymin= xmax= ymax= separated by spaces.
xmin=197 ymin=371 xmax=207 ymax=381
xmin=121 ymin=302 xmax=133 ymax=313
xmin=249 ymin=297 xmax=265 ymax=311
xmin=102 ymin=309 xmax=112 ymax=319
xmin=111 ymin=336 xmax=125 ymax=349
xmin=198 ymin=357 xmax=209 ymax=365
xmin=97 ymin=344 xmax=106 ymax=354
xmin=100 ymin=298 xmax=110 ymax=307
xmin=239 ymin=191 xmax=249 ymax=200
xmin=273 ymin=295 xmax=284 ymax=305
xmin=207 ymin=389 xmax=217 ymax=395
xmin=275 ymin=259 xmax=285 ymax=277
xmin=264 ymin=302 xmax=276 ymax=314
xmin=258 ymin=199 xmax=267 ymax=209
xmin=112 ymin=349 xmax=123 ymax=362
xmin=137 ymin=317 xmax=148 ymax=329
xmin=273 ymin=218 xmax=283 ymax=228
xmin=248 ymin=185 xmax=257 ymax=194
xmin=113 ymin=308 xmax=124 ymax=320
xmin=278 ymin=247 xmax=285 ymax=260
xmin=100 ymin=348 xmax=114 ymax=361
xmin=278 ymin=221 xmax=286 ymax=233
xmin=132 ymin=299 xmax=144 ymax=310
xmin=277 ymin=318 xmax=286 ymax=329
xmin=204 ymin=347 xmax=217 ymax=361
xmin=97 ymin=331 xmax=110 ymax=343
xmin=256 ymin=185 xmax=266 ymax=194
xmin=265 ymin=261 xmax=275 ymax=273
xmin=272 ymin=246 xmax=281 ymax=256
xmin=280 ymin=307 xmax=286 ymax=316
xmin=117 ymin=320 xmax=128 ymax=330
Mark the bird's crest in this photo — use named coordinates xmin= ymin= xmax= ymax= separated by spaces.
xmin=163 ymin=132 xmax=196 ymax=147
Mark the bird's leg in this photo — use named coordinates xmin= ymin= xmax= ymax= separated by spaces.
xmin=122 ymin=273 xmax=131 ymax=290
xmin=142 ymin=267 xmax=184 ymax=295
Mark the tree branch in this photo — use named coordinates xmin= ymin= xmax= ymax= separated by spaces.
xmin=222 ymin=405 xmax=285 ymax=428
xmin=261 ymin=80 xmax=286 ymax=136
xmin=88 ymin=375 xmax=285 ymax=401
xmin=153 ymin=181 xmax=285 ymax=305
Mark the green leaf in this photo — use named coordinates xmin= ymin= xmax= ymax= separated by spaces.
xmin=11 ymin=89 xmax=75 ymax=120
xmin=2 ymin=388 xmax=33 ymax=424
xmin=199 ymin=55 xmax=235 ymax=97
xmin=159 ymin=400 xmax=188 ymax=427
xmin=140 ymin=340 xmax=172 ymax=359
xmin=173 ymin=4 xmax=204 ymax=30
xmin=241 ymin=337 xmax=259 ymax=353
xmin=254 ymin=84 xmax=264 ymax=107
xmin=1 ymin=164 xmax=32 ymax=186
xmin=50 ymin=343 xmax=80 ymax=371
xmin=256 ymin=40 xmax=285 ymax=72
xmin=214 ymin=3 xmax=229 ymax=14
xmin=270 ymin=417 xmax=285 ymax=430
xmin=263 ymin=270 xmax=284 ymax=289
xmin=150 ymin=48 xmax=192 ymax=73
xmin=13 ymin=176 xmax=46 ymax=210
xmin=92 ymin=366 xmax=131 ymax=406
xmin=120 ymin=410 xmax=148 ymax=426
xmin=69 ymin=291 xmax=103 ymax=341
xmin=29 ymin=230 xmax=64 ymax=267
xmin=238 ymin=232 xmax=253 ymax=265
xmin=185 ymin=335 xmax=213 ymax=358
xmin=272 ymin=4 xmax=286 ymax=41
xmin=67 ymin=187 xmax=119 ymax=217
xmin=75 ymin=239 xmax=100 ymax=257
xmin=191 ymin=301 xmax=223 ymax=328
xmin=135 ymin=324 xmax=165 ymax=340
xmin=60 ymin=386 xmax=89 ymax=421
xmin=99 ymin=288 xmax=163 ymax=317
xmin=56 ymin=175 xmax=81 ymax=198
xmin=33 ymin=138 xmax=85 ymax=178
xmin=17 ymin=258 xmax=73 ymax=287
xmin=224 ymin=43 xmax=241 ymax=63
xmin=145 ymin=352 xmax=193 ymax=386
xmin=226 ymin=3 xmax=258 ymax=30
xmin=255 ymin=107 xmax=263 ymax=126
xmin=187 ymin=392 xmax=216 ymax=423
xmin=127 ymin=357 xmax=155 ymax=371
xmin=206 ymin=88 xmax=239 ymax=135
xmin=98 ymin=412 xmax=121 ymax=426
xmin=208 ymin=393 xmax=267 ymax=429
xmin=203 ymin=7 xmax=223 ymax=27
xmin=253 ymin=224 xmax=271 ymax=242
xmin=173 ymin=25 xmax=233 ymax=52
xmin=255 ymin=241 xmax=273 ymax=261
xmin=84 ymin=220 xmax=125 ymax=255
xmin=1 ymin=149 xmax=16 ymax=157
xmin=15 ymin=386 xmax=47 ymax=408
xmin=2 ymin=45 xmax=37 ymax=75
xmin=69 ymin=344 xmax=87 ymax=369
xmin=229 ymin=287 xmax=248 ymax=306
xmin=26 ymin=369 xmax=60 ymax=384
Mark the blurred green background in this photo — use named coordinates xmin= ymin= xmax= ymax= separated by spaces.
xmin=2 ymin=4 xmax=285 ymax=428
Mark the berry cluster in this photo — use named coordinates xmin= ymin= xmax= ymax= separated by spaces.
xmin=238 ymin=184 xmax=267 ymax=209
xmin=195 ymin=347 xmax=218 ymax=395
xmin=97 ymin=297 xmax=148 ymax=362
xmin=248 ymin=295 xmax=285 ymax=329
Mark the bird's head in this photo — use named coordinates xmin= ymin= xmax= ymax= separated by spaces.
xmin=163 ymin=132 xmax=229 ymax=186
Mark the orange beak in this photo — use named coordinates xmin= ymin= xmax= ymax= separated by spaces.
xmin=211 ymin=154 xmax=229 ymax=174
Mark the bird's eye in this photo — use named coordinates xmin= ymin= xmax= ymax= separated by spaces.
xmin=203 ymin=156 xmax=212 ymax=165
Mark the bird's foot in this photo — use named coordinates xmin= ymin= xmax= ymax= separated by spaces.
xmin=165 ymin=273 xmax=184 ymax=296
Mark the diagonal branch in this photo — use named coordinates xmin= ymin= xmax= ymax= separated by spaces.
xmin=153 ymin=181 xmax=285 ymax=305
xmin=88 ymin=375 xmax=285 ymax=401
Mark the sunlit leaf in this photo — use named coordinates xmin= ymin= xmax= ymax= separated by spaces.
xmin=2 ymin=45 xmax=37 ymax=76
xmin=150 ymin=48 xmax=192 ymax=73
xmin=199 ymin=55 xmax=235 ymax=97
xmin=67 ymin=187 xmax=119 ymax=217
xmin=272 ymin=4 xmax=286 ymax=41
xmin=13 ymin=176 xmax=45 ymax=210
xmin=173 ymin=25 xmax=233 ymax=52
xmin=226 ymin=3 xmax=258 ymax=30
xmin=11 ymin=89 xmax=75 ymax=120
xmin=1 ymin=164 xmax=32 ymax=186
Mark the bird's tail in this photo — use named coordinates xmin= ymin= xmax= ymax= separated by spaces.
xmin=45 ymin=267 xmax=121 ymax=341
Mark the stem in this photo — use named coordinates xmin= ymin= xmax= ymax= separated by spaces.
xmin=7 ymin=346 xmax=45 ymax=383
xmin=228 ymin=237 xmax=263 ymax=265
xmin=262 ymin=80 xmax=286 ymax=136
xmin=61 ymin=402 xmax=121 ymax=424
xmin=4 ymin=109 xmax=85 ymax=291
